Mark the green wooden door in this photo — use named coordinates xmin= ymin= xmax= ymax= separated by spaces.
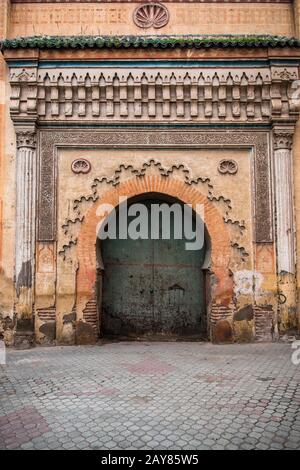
xmin=101 ymin=197 xmax=206 ymax=338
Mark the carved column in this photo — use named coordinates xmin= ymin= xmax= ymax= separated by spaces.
xmin=273 ymin=127 xmax=297 ymax=330
xmin=14 ymin=128 xmax=37 ymax=348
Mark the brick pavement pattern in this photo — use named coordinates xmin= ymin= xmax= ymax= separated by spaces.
xmin=0 ymin=342 xmax=299 ymax=450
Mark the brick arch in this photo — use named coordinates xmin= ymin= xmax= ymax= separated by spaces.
xmin=76 ymin=175 xmax=233 ymax=318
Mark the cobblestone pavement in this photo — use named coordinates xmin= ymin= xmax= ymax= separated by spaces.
xmin=0 ymin=342 xmax=300 ymax=450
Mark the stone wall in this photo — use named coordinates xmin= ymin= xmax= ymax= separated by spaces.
xmin=8 ymin=2 xmax=295 ymax=37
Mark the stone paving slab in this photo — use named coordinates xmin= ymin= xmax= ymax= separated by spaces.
xmin=0 ymin=342 xmax=299 ymax=450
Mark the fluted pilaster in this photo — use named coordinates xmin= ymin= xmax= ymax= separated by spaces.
xmin=14 ymin=128 xmax=37 ymax=348
xmin=273 ymin=127 xmax=297 ymax=330
xmin=274 ymin=130 xmax=295 ymax=275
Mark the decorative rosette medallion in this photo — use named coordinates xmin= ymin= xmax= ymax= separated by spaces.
xmin=71 ymin=158 xmax=91 ymax=174
xmin=218 ymin=159 xmax=238 ymax=175
xmin=133 ymin=3 xmax=170 ymax=29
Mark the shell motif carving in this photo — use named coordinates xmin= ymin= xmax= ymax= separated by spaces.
xmin=133 ymin=3 xmax=169 ymax=29
xmin=218 ymin=159 xmax=238 ymax=175
xmin=71 ymin=158 xmax=91 ymax=174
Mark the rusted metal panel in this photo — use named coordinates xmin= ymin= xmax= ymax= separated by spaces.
xmin=101 ymin=198 xmax=205 ymax=338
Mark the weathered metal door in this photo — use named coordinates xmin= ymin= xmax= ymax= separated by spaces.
xmin=101 ymin=197 xmax=206 ymax=338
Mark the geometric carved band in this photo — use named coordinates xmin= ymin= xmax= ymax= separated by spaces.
xmin=38 ymin=129 xmax=272 ymax=243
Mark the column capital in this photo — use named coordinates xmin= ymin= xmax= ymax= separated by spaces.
xmin=273 ymin=127 xmax=294 ymax=151
xmin=16 ymin=128 xmax=37 ymax=149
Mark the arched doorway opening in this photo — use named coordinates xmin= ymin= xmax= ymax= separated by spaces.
xmin=97 ymin=193 xmax=210 ymax=340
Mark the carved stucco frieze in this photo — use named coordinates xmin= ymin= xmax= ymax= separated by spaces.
xmin=10 ymin=67 xmax=38 ymax=121
xmin=6 ymin=61 xmax=285 ymax=252
xmin=38 ymin=129 xmax=272 ymax=244
xmin=8 ymin=65 xmax=300 ymax=123
xmin=16 ymin=130 xmax=37 ymax=149
xmin=271 ymin=67 xmax=298 ymax=82
xmin=59 ymin=157 xmax=250 ymax=264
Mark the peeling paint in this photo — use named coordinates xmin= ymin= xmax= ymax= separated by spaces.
xmin=16 ymin=260 xmax=32 ymax=296
xmin=76 ymin=320 xmax=97 ymax=345
xmin=234 ymin=270 xmax=263 ymax=297
xmin=234 ymin=305 xmax=254 ymax=322
xmin=212 ymin=320 xmax=233 ymax=344
xmin=234 ymin=319 xmax=254 ymax=342
xmin=39 ymin=322 xmax=56 ymax=342
xmin=63 ymin=312 xmax=76 ymax=324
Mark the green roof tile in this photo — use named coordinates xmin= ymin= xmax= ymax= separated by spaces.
xmin=1 ymin=34 xmax=300 ymax=51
